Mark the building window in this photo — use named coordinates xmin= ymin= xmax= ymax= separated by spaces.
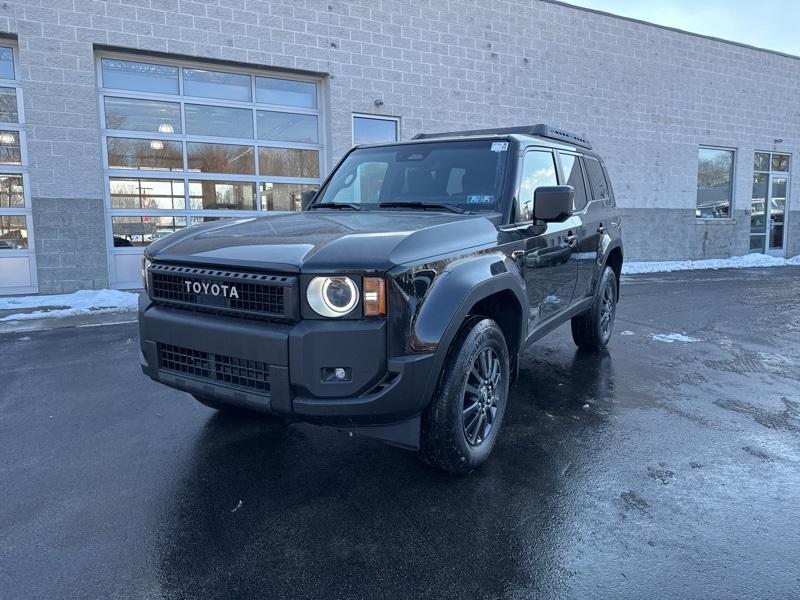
xmin=352 ymin=115 xmax=399 ymax=145
xmin=696 ymin=148 xmax=734 ymax=218
xmin=98 ymin=53 xmax=324 ymax=286
xmin=0 ymin=42 xmax=36 ymax=292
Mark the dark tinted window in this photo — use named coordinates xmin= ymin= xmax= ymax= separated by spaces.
xmin=584 ymin=157 xmax=610 ymax=201
xmin=558 ymin=153 xmax=588 ymax=211
xmin=516 ymin=150 xmax=557 ymax=222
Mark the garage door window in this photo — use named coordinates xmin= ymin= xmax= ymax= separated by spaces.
xmin=98 ymin=53 xmax=325 ymax=287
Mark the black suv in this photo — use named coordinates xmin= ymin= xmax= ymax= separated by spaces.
xmin=139 ymin=124 xmax=623 ymax=473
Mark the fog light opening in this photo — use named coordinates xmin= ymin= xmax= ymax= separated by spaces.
xmin=322 ymin=367 xmax=352 ymax=382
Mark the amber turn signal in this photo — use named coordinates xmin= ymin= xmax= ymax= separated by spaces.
xmin=363 ymin=276 xmax=386 ymax=316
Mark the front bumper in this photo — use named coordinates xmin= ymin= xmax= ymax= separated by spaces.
xmin=138 ymin=296 xmax=434 ymax=435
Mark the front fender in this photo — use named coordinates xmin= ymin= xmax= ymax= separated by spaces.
xmin=408 ymin=252 xmax=526 ymax=410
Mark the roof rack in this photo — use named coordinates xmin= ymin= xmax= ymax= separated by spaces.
xmin=411 ymin=123 xmax=592 ymax=150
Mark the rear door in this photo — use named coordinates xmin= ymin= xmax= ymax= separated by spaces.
xmin=574 ymin=155 xmax=616 ymax=300
xmin=515 ymin=148 xmax=579 ymax=329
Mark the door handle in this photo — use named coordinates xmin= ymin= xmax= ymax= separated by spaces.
xmin=597 ymin=224 xmax=605 ymax=234
xmin=565 ymin=234 xmax=577 ymax=248
xmin=511 ymin=250 xmax=525 ymax=261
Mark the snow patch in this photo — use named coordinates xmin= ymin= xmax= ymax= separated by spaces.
xmin=619 ymin=330 xmax=635 ymax=336
xmin=623 ymin=253 xmax=800 ymax=275
xmin=0 ymin=289 xmax=139 ymax=322
xmin=652 ymin=333 xmax=701 ymax=343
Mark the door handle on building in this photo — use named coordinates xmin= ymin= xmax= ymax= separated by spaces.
xmin=597 ymin=224 xmax=605 ymax=234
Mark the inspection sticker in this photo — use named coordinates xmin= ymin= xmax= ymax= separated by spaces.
xmin=467 ymin=195 xmax=495 ymax=204
xmin=490 ymin=142 xmax=508 ymax=152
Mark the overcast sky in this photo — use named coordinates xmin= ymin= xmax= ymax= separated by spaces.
xmin=562 ymin=0 xmax=800 ymax=56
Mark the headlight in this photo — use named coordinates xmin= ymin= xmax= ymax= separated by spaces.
xmin=141 ymin=257 xmax=151 ymax=290
xmin=307 ymin=276 xmax=359 ymax=317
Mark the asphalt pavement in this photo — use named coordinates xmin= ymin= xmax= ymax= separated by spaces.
xmin=2 ymin=268 xmax=800 ymax=599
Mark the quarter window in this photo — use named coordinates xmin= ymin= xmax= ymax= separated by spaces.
xmin=697 ymin=148 xmax=734 ymax=218
xmin=517 ymin=150 xmax=557 ymax=222
xmin=559 ymin=153 xmax=588 ymax=211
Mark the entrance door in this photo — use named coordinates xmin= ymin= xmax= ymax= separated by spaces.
xmin=750 ymin=152 xmax=790 ymax=256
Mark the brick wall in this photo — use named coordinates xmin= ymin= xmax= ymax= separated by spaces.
xmin=1 ymin=0 xmax=799 ymax=290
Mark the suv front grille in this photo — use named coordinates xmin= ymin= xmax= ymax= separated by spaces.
xmin=149 ymin=264 xmax=298 ymax=321
xmin=158 ymin=343 xmax=270 ymax=394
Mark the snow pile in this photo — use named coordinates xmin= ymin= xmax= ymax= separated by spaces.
xmin=0 ymin=289 xmax=139 ymax=321
xmin=652 ymin=333 xmax=701 ymax=343
xmin=623 ymin=253 xmax=800 ymax=275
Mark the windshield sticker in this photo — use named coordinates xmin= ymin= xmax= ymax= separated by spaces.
xmin=467 ymin=195 xmax=495 ymax=204
xmin=490 ymin=142 xmax=508 ymax=152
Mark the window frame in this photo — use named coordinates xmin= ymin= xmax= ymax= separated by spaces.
xmin=513 ymin=147 xmax=558 ymax=224
xmin=583 ymin=155 xmax=611 ymax=205
xmin=95 ymin=51 xmax=327 ymax=282
xmin=696 ymin=145 xmax=736 ymax=220
xmin=351 ymin=113 xmax=400 ymax=146
xmin=555 ymin=150 xmax=591 ymax=213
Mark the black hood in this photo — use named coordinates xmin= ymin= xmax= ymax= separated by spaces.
xmin=146 ymin=210 xmax=500 ymax=273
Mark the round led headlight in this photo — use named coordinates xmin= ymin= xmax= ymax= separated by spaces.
xmin=307 ymin=276 xmax=359 ymax=317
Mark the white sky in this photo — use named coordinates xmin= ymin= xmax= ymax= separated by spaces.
xmin=561 ymin=0 xmax=800 ymax=56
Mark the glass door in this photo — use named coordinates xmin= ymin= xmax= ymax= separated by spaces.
xmin=751 ymin=152 xmax=790 ymax=256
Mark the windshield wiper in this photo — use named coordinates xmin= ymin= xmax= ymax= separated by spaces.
xmin=378 ymin=201 xmax=467 ymax=214
xmin=309 ymin=202 xmax=362 ymax=211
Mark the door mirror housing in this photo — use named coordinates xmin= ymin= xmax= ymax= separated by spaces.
xmin=301 ymin=188 xmax=319 ymax=211
xmin=533 ymin=186 xmax=573 ymax=222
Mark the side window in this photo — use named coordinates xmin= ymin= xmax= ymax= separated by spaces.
xmin=516 ymin=150 xmax=557 ymax=223
xmin=558 ymin=153 xmax=588 ymax=211
xmin=584 ymin=157 xmax=610 ymax=201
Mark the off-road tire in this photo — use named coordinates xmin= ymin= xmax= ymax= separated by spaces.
xmin=419 ymin=318 xmax=510 ymax=474
xmin=571 ymin=265 xmax=617 ymax=350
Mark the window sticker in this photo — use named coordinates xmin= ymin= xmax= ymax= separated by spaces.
xmin=467 ymin=195 xmax=494 ymax=204
xmin=490 ymin=142 xmax=508 ymax=152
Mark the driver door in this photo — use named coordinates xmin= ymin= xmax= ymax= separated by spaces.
xmin=514 ymin=148 xmax=579 ymax=331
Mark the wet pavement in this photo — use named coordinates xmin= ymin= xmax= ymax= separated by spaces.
xmin=2 ymin=268 xmax=800 ymax=599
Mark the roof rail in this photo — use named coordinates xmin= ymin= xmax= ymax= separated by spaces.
xmin=411 ymin=123 xmax=592 ymax=149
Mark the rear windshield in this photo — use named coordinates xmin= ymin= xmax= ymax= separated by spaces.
xmin=315 ymin=140 xmax=510 ymax=212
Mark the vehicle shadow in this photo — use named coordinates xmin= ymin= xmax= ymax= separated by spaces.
xmin=154 ymin=349 xmax=615 ymax=599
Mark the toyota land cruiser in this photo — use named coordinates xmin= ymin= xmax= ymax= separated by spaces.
xmin=139 ymin=124 xmax=623 ymax=474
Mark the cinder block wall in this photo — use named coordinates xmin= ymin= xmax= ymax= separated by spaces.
xmin=2 ymin=0 xmax=799 ymax=290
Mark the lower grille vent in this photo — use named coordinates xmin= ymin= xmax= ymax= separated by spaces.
xmin=158 ymin=343 xmax=270 ymax=393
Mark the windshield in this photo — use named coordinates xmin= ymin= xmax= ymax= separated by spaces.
xmin=314 ymin=140 xmax=509 ymax=212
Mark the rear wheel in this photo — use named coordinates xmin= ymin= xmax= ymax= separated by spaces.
xmin=571 ymin=265 xmax=617 ymax=350
xmin=419 ymin=318 xmax=510 ymax=474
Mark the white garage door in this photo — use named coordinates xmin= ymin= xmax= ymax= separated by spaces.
xmin=0 ymin=43 xmax=37 ymax=295
xmin=96 ymin=52 xmax=326 ymax=289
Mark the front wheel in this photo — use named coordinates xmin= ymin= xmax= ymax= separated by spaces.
xmin=571 ymin=265 xmax=617 ymax=350
xmin=419 ymin=318 xmax=510 ymax=474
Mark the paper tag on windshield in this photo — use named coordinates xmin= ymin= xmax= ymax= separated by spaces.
xmin=490 ymin=142 xmax=508 ymax=152
xmin=467 ymin=195 xmax=494 ymax=204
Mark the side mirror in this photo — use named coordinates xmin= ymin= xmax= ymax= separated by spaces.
xmin=300 ymin=188 xmax=319 ymax=211
xmin=533 ymin=186 xmax=573 ymax=222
